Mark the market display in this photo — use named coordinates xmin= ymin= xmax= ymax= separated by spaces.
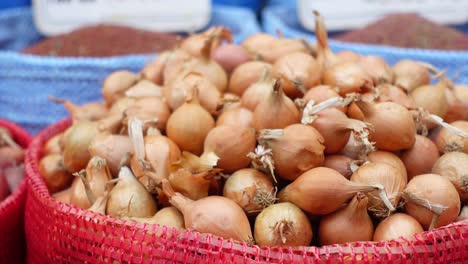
xmin=26 ymin=11 xmax=468 ymax=259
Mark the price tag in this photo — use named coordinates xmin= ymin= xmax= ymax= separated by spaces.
xmin=297 ymin=0 xmax=468 ymax=31
xmin=33 ymin=0 xmax=211 ymax=36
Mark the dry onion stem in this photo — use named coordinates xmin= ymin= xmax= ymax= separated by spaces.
xmin=247 ymin=145 xmax=277 ymax=183
xmin=402 ymin=191 xmax=448 ymax=230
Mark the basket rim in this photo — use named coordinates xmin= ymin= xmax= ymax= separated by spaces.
xmin=25 ymin=118 xmax=468 ymax=261
xmin=0 ymin=119 xmax=32 ymax=212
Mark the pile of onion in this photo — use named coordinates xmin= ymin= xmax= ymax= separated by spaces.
xmin=37 ymin=13 xmax=468 ymax=251
xmin=0 ymin=126 xmax=26 ymax=201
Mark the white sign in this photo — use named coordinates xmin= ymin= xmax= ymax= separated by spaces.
xmin=33 ymin=0 xmax=211 ymax=36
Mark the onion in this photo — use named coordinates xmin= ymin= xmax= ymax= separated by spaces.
xmin=374 ymin=84 xmax=416 ymax=109
xmin=350 ymin=101 xmax=416 ymax=151
xmin=166 ymin=88 xmax=215 ymax=155
xmin=223 ymin=168 xmax=275 ymax=215
xmin=211 ymin=44 xmax=251 ymax=73
xmin=410 ymin=81 xmax=448 ymax=122
xmin=403 ymin=174 xmax=460 ymax=229
xmin=306 ymin=107 xmax=372 ymax=154
xmin=454 ymin=85 xmax=468 ymax=115
xmin=162 ymin=179 xmax=253 ymax=242
xmin=181 ymin=27 xmax=232 ymax=58
xmin=52 ymin=188 xmax=72 ymax=204
xmin=69 ymin=156 xmax=112 ymax=209
xmin=445 ymin=87 xmax=467 ymax=123
xmin=204 ymin=125 xmax=256 ymax=173
xmin=272 ymin=52 xmax=320 ymax=98
xmin=432 ymin=152 xmax=468 ymax=201
xmin=50 ymin=97 xmax=109 ymax=123
xmin=242 ymin=33 xmax=308 ymax=64
xmin=323 ymin=155 xmax=354 ymax=179
xmin=164 ymin=72 xmax=222 ymax=114
xmin=140 ymin=52 xmax=169 ymax=85
xmin=340 ymin=133 xmax=370 ymax=160
xmin=373 ymin=213 xmax=424 ymax=241
xmin=122 ymin=96 xmax=171 ymax=133
xmin=254 ymin=202 xmax=312 ymax=247
xmin=392 ymin=60 xmax=431 ymax=92
xmin=319 ymin=193 xmax=373 ymax=245
xmin=322 ymin=62 xmax=373 ymax=96
xmin=38 ymin=154 xmax=73 ymax=194
xmin=240 ymin=67 xmax=275 ymax=112
xmin=102 ymin=70 xmax=139 ymax=106
xmin=433 ymin=120 xmax=468 ymax=153
xmin=43 ymin=133 xmax=63 ymax=155
xmin=216 ymin=107 xmax=253 ymax=128
xmin=253 ymin=81 xmax=300 ymax=130
xmin=401 ymin=135 xmax=439 ymax=180
xmin=161 ymin=49 xmax=194 ymax=85
xmin=107 ymin=167 xmax=157 ymax=218
xmin=336 ymin=51 xmax=361 ymax=62
xmin=124 ymin=79 xmax=164 ymax=99
xmin=257 ymin=124 xmax=325 ymax=181
xmin=351 ymin=162 xmax=405 ymax=217
xmin=88 ymin=133 xmax=133 ymax=176
xmin=62 ymin=121 xmax=100 ymax=173
xmin=129 ymin=206 xmax=185 ymax=230
xmin=109 ymin=97 xmax=136 ymax=115
xmin=3 ymin=164 xmax=24 ymax=192
xmin=303 ymin=85 xmax=346 ymax=113
xmin=0 ymin=147 xmax=24 ymax=169
xmin=228 ymin=61 xmax=272 ymax=96
xmin=278 ymin=167 xmax=389 ymax=215
xmin=168 ymin=151 xmax=219 ymax=200
xmin=367 ymin=151 xmax=408 ymax=183
xmin=359 ymin=55 xmax=394 ymax=84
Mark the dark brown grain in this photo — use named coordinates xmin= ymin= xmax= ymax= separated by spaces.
xmin=22 ymin=24 xmax=181 ymax=57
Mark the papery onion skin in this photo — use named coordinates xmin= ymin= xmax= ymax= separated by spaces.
xmin=367 ymin=151 xmax=408 ymax=183
xmin=433 ymin=121 xmax=468 ymax=154
xmin=411 ymin=83 xmax=448 ymax=121
xmin=216 ymin=107 xmax=253 ymax=128
xmin=403 ymin=174 xmax=460 ymax=229
xmin=39 ymin=154 xmax=73 ymax=194
xmin=444 ymin=88 xmax=466 ymax=123
xmin=303 ymin=85 xmax=346 ymax=112
xmin=102 ymin=70 xmax=139 ymax=106
xmin=392 ymin=60 xmax=430 ymax=92
xmin=322 ymin=62 xmax=373 ymax=96
xmin=62 ymin=121 xmax=100 ymax=173
xmin=166 ymin=91 xmax=215 ymax=155
xmin=278 ymin=167 xmax=379 ymax=215
xmin=351 ymin=101 xmax=416 ymax=151
xmin=323 ymin=155 xmax=354 ymax=179
xmin=319 ymin=193 xmax=373 ymax=245
xmin=432 ymin=152 xmax=468 ymax=201
xmin=373 ymin=213 xmax=424 ymax=241
xmin=123 ymin=97 xmax=171 ymax=132
xmin=43 ymin=133 xmax=63 ymax=155
xmin=254 ymin=202 xmax=313 ymax=247
xmin=351 ymin=162 xmax=406 ymax=217
xmin=88 ymin=133 xmax=133 ymax=176
xmin=163 ymin=180 xmax=253 ymax=243
xmin=204 ymin=125 xmax=256 ymax=173
xmin=375 ymin=84 xmax=416 ymax=109
xmin=272 ymin=52 xmax=321 ymax=98
xmin=228 ymin=61 xmax=272 ymax=96
xmin=401 ymin=135 xmax=440 ymax=180
xmin=359 ymin=55 xmax=394 ymax=84
xmin=223 ymin=168 xmax=274 ymax=215
xmin=262 ymin=124 xmax=325 ymax=181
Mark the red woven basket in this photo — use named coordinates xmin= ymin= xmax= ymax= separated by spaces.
xmin=0 ymin=119 xmax=32 ymax=264
xmin=25 ymin=119 xmax=468 ymax=264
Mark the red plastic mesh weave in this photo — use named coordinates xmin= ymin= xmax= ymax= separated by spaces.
xmin=0 ymin=119 xmax=32 ymax=264
xmin=25 ymin=119 xmax=468 ymax=264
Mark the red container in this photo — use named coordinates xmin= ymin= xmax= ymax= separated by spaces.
xmin=25 ymin=119 xmax=468 ymax=263
xmin=0 ymin=119 xmax=32 ymax=264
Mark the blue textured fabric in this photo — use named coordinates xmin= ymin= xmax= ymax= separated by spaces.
xmin=214 ymin=0 xmax=264 ymax=11
xmin=0 ymin=6 xmax=261 ymax=135
xmin=262 ymin=6 xmax=468 ymax=84
xmin=0 ymin=1 xmax=30 ymax=10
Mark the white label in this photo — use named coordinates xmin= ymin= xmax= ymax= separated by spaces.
xmin=298 ymin=0 xmax=468 ymax=31
xmin=33 ymin=0 xmax=212 ymax=36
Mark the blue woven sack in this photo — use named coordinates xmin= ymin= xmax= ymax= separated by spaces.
xmin=262 ymin=5 xmax=468 ymax=84
xmin=0 ymin=6 xmax=261 ymax=135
